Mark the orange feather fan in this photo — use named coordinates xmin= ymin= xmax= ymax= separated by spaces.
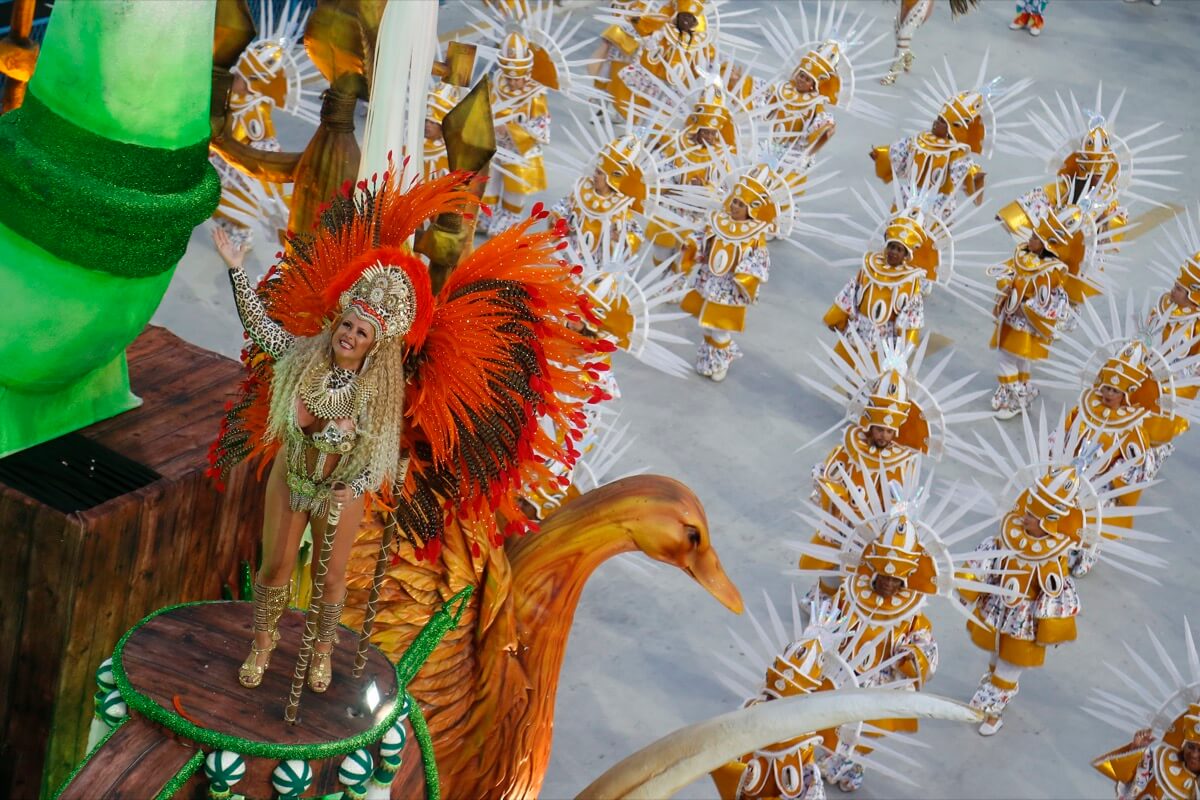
xmin=209 ymin=173 xmax=604 ymax=561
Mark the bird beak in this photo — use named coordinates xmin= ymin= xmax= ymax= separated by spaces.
xmin=687 ymin=547 xmax=743 ymax=614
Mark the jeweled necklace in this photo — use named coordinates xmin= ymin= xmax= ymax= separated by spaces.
xmin=301 ymin=358 xmax=371 ymax=420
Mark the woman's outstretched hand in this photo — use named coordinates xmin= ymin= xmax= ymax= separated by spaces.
xmin=212 ymin=225 xmax=246 ymax=271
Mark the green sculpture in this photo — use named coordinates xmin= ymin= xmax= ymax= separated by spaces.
xmin=0 ymin=0 xmax=220 ymax=456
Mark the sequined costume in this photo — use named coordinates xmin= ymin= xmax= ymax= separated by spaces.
xmin=228 ymin=268 xmax=379 ymax=515
xmin=610 ymin=0 xmax=717 ymax=117
xmin=550 ymin=134 xmax=647 ymax=261
xmin=482 ymin=32 xmax=552 ymax=235
xmin=823 ymin=213 xmax=936 ymax=354
xmin=1093 ymin=705 xmax=1200 ymax=800
xmin=964 ymin=468 xmax=1082 ymax=733
xmin=424 ymin=83 xmax=460 ymax=182
xmin=988 ymin=204 xmax=1080 ymax=418
xmin=681 ymin=167 xmax=779 ymax=381
xmin=871 ymin=91 xmax=986 ymax=222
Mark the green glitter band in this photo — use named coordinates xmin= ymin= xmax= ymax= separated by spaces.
xmin=409 ymin=694 xmax=441 ymax=800
xmin=155 ymin=748 xmax=205 ymax=800
xmin=396 ymin=587 xmax=473 ymax=688
xmin=0 ymin=91 xmax=219 ymax=279
xmin=51 ymin=716 xmax=129 ymax=799
xmin=111 ymin=601 xmax=406 ymax=761
xmin=110 ymin=597 xmax=469 ymax=764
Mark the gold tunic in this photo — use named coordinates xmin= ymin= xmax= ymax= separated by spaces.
xmin=557 ymin=178 xmax=642 ymax=257
xmin=490 ymin=80 xmax=550 ymax=194
xmin=990 ymin=247 xmax=1069 ymax=360
xmin=965 ymin=513 xmax=1079 ymax=668
xmin=1093 ymin=743 xmax=1198 ymax=800
xmin=822 ymin=252 xmax=925 ymax=343
xmin=873 ymin=132 xmax=982 ymax=198
xmin=680 ymin=211 xmax=771 ymax=332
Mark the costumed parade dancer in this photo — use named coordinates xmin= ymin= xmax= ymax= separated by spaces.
xmin=997 ymin=85 xmax=1182 ymax=307
xmin=605 ymin=0 xmax=760 ymax=119
xmin=1035 ymin=295 xmax=1200 ymax=575
xmin=798 ymin=335 xmax=986 ymax=593
xmin=588 ymin=0 xmax=650 ymax=110
xmin=970 ymin=201 xmax=1103 ymax=419
xmin=755 ymin=2 xmax=889 ymax=160
xmin=1009 ymin=0 xmax=1048 ymax=37
xmin=681 ymin=164 xmax=789 ymax=382
xmin=1144 ymin=209 xmax=1200 ymax=465
xmin=961 ymin=406 xmax=1164 ymax=735
xmin=549 ymin=130 xmax=652 ymax=261
xmin=679 ymin=132 xmax=839 ymax=382
xmin=709 ymin=599 xmax=861 ymax=800
xmin=423 ymin=82 xmax=460 ymax=182
xmin=642 ymin=83 xmax=747 ymax=273
xmin=871 ymin=56 xmax=1031 ymax=222
xmin=880 ymin=0 xmax=980 ymax=86
xmin=793 ymin=471 xmax=1006 ymax=792
xmin=466 ymin=1 xmax=598 ymax=234
xmin=821 ymin=189 xmax=969 ymax=360
xmin=209 ymin=1 xmax=322 ymax=250
xmin=1085 ymin=622 xmax=1200 ymax=800
xmin=207 ymin=169 xmax=604 ymax=694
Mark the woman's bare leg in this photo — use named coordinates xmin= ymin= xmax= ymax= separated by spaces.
xmin=251 ymin=457 xmax=310 ymax=653
xmin=306 ymin=496 xmax=367 ymax=690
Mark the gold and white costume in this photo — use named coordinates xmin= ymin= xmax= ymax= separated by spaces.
xmin=988 ymin=203 xmax=1082 ymax=417
xmin=1093 ymin=706 xmax=1200 ymax=800
xmin=210 ymin=4 xmax=321 ymax=249
xmin=482 ymin=32 xmax=553 ymax=235
xmin=964 ymin=469 xmax=1083 ymax=731
xmin=423 ymin=83 xmax=460 ymax=182
xmin=644 ymin=85 xmax=738 ymax=272
xmin=550 ymin=135 xmax=648 ymax=262
xmin=823 ymin=213 xmax=937 ymax=354
xmin=609 ymin=0 xmax=718 ymax=117
xmin=871 ymin=91 xmax=985 ymax=222
xmin=681 ymin=167 xmax=775 ymax=381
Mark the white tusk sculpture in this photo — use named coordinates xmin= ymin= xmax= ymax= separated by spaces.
xmin=575 ymin=688 xmax=983 ymax=800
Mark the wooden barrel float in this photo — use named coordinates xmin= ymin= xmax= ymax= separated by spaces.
xmin=54 ymin=601 xmax=439 ymax=799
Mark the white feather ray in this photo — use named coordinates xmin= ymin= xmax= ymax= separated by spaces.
xmin=238 ymin=0 xmax=323 ymax=125
xmin=787 ymin=464 xmax=1015 ymax=619
xmin=1083 ymin=620 xmax=1200 ymax=739
xmin=998 ymin=84 xmax=1183 ymax=206
xmin=960 ymin=402 xmax=1167 ymax=579
xmin=796 ymin=333 xmax=990 ymax=460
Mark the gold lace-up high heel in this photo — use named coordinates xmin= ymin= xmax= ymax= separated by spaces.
xmin=308 ymin=600 xmax=344 ymax=693
xmin=238 ymin=581 xmax=290 ymax=688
